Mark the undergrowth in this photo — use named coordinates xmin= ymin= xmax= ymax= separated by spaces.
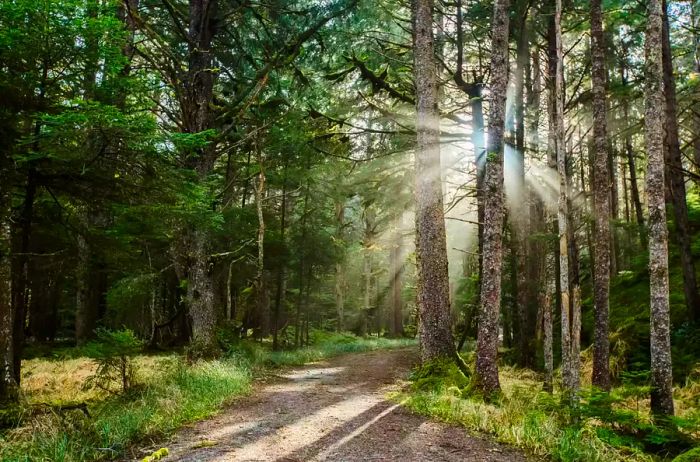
xmin=0 ymin=331 xmax=413 ymax=461
xmin=396 ymin=360 xmax=700 ymax=462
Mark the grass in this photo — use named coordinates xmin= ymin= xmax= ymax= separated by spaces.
xmin=0 ymin=332 xmax=414 ymax=462
xmin=395 ymin=358 xmax=700 ymax=462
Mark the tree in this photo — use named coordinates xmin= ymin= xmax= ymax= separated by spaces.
xmin=644 ymin=0 xmax=674 ymax=417
xmin=474 ymin=0 xmax=510 ymax=395
xmin=661 ymin=0 xmax=700 ymax=322
xmin=590 ymin=0 xmax=612 ymax=391
xmin=553 ymin=0 xmax=579 ymax=396
xmin=411 ymin=0 xmax=458 ymax=363
xmin=0 ymin=161 xmax=15 ymax=403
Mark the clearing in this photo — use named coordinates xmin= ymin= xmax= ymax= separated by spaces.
xmin=133 ymin=348 xmax=527 ymax=461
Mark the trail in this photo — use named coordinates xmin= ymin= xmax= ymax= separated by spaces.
xmin=134 ymin=348 xmax=527 ymax=462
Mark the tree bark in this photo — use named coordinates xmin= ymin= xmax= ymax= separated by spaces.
xmin=590 ymin=0 xmax=611 ymax=391
xmin=188 ymin=229 xmax=217 ymax=355
xmin=0 ymin=163 xmax=17 ymax=403
xmin=334 ymin=200 xmax=345 ymax=332
xmin=412 ymin=0 xmax=458 ymax=363
xmin=390 ymin=217 xmax=404 ymax=337
xmin=475 ymin=0 xmax=510 ymax=395
xmin=662 ymin=0 xmax=700 ymax=321
xmin=542 ymin=233 xmax=555 ymax=393
xmin=644 ymin=0 xmax=675 ymax=417
xmin=272 ymin=164 xmax=288 ymax=350
xmin=513 ymin=0 xmax=531 ymax=367
xmin=553 ymin=0 xmax=578 ymax=396
xmin=693 ymin=0 xmax=700 ymax=175
xmin=254 ymin=162 xmax=268 ymax=341
xmin=180 ymin=0 xmax=220 ymax=355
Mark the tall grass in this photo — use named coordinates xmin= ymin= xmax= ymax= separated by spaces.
xmin=397 ymin=362 xmax=700 ymax=462
xmin=0 ymin=333 xmax=414 ymax=462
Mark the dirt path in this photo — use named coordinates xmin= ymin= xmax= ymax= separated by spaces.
xmin=136 ymin=348 xmax=527 ymax=462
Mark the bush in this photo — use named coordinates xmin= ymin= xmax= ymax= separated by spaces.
xmin=83 ymin=329 xmax=144 ymax=395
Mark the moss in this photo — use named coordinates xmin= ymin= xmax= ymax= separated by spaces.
xmin=672 ymin=448 xmax=700 ymax=462
xmin=142 ymin=447 xmax=169 ymax=462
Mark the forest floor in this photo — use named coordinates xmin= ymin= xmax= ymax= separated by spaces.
xmin=132 ymin=348 xmax=528 ymax=462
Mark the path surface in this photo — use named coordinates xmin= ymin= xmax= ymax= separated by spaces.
xmin=135 ymin=348 xmax=527 ymax=462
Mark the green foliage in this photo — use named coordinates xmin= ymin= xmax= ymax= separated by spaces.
xmin=83 ymin=329 xmax=144 ymax=395
xmin=672 ymin=447 xmax=700 ymax=462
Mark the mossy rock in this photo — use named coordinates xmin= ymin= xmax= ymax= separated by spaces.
xmin=142 ymin=447 xmax=169 ymax=462
xmin=410 ymin=359 xmax=469 ymax=391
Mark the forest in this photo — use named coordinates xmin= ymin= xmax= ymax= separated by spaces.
xmin=2 ymin=0 xmax=700 ymax=460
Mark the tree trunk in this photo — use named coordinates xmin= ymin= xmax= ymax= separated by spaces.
xmin=180 ymin=0 xmax=220 ymax=355
xmin=644 ymin=0 xmax=674 ymax=417
xmin=75 ymin=223 xmax=98 ymax=344
xmin=590 ymin=0 xmax=611 ymax=391
xmin=542 ymin=232 xmax=555 ymax=393
xmin=513 ymin=2 xmax=530 ymax=368
xmin=0 ymin=164 xmax=16 ymax=403
xmin=553 ymin=0 xmax=577 ymax=396
xmin=390 ymin=218 xmax=404 ymax=337
xmin=475 ymin=0 xmax=510 ymax=395
xmin=662 ymin=0 xmax=700 ymax=321
xmin=254 ymin=164 xmax=268 ymax=341
xmin=188 ymin=229 xmax=217 ymax=355
xmin=272 ymin=165 xmax=288 ymax=350
xmin=693 ymin=0 xmax=700 ymax=175
xmin=334 ymin=200 xmax=345 ymax=332
xmin=412 ymin=0 xmax=459 ymax=363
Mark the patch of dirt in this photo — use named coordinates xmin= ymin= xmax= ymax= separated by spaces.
xmin=134 ymin=348 xmax=528 ymax=462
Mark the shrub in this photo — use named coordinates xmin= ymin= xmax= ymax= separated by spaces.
xmin=83 ymin=329 xmax=145 ymax=395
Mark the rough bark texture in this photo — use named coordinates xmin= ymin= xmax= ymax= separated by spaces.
xmin=334 ymin=201 xmax=345 ymax=332
xmin=0 ymin=164 xmax=16 ymax=403
xmin=188 ymin=229 xmax=217 ymax=355
xmin=254 ymin=167 xmax=269 ymax=340
xmin=542 ymin=237 xmax=555 ymax=393
xmin=513 ymin=2 xmax=531 ymax=368
xmin=179 ymin=0 xmax=220 ymax=355
xmin=590 ymin=0 xmax=611 ymax=391
xmin=645 ymin=0 xmax=675 ymax=417
xmin=553 ymin=0 xmax=576 ymax=396
xmin=662 ymin=0 xmax=700 ymax=321
xmin=412 ymin=0 xmax=456 ymax=362
xmin=273 ymin=170 xmax=288 ymax=350
xmin=390 ymin=219 xmax=404 ymax=337
xmin=475 ymin=0 xmax=510 ymax=395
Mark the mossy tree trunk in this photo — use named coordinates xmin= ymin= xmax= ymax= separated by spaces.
xmin=475 ymin=0 xmax=510 ymax=396
xmin=644 ymin=0 xmax=674 ymax=417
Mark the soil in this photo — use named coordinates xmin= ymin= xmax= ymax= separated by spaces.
xmin=133 ymin=348 xmax=528 ymax=462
